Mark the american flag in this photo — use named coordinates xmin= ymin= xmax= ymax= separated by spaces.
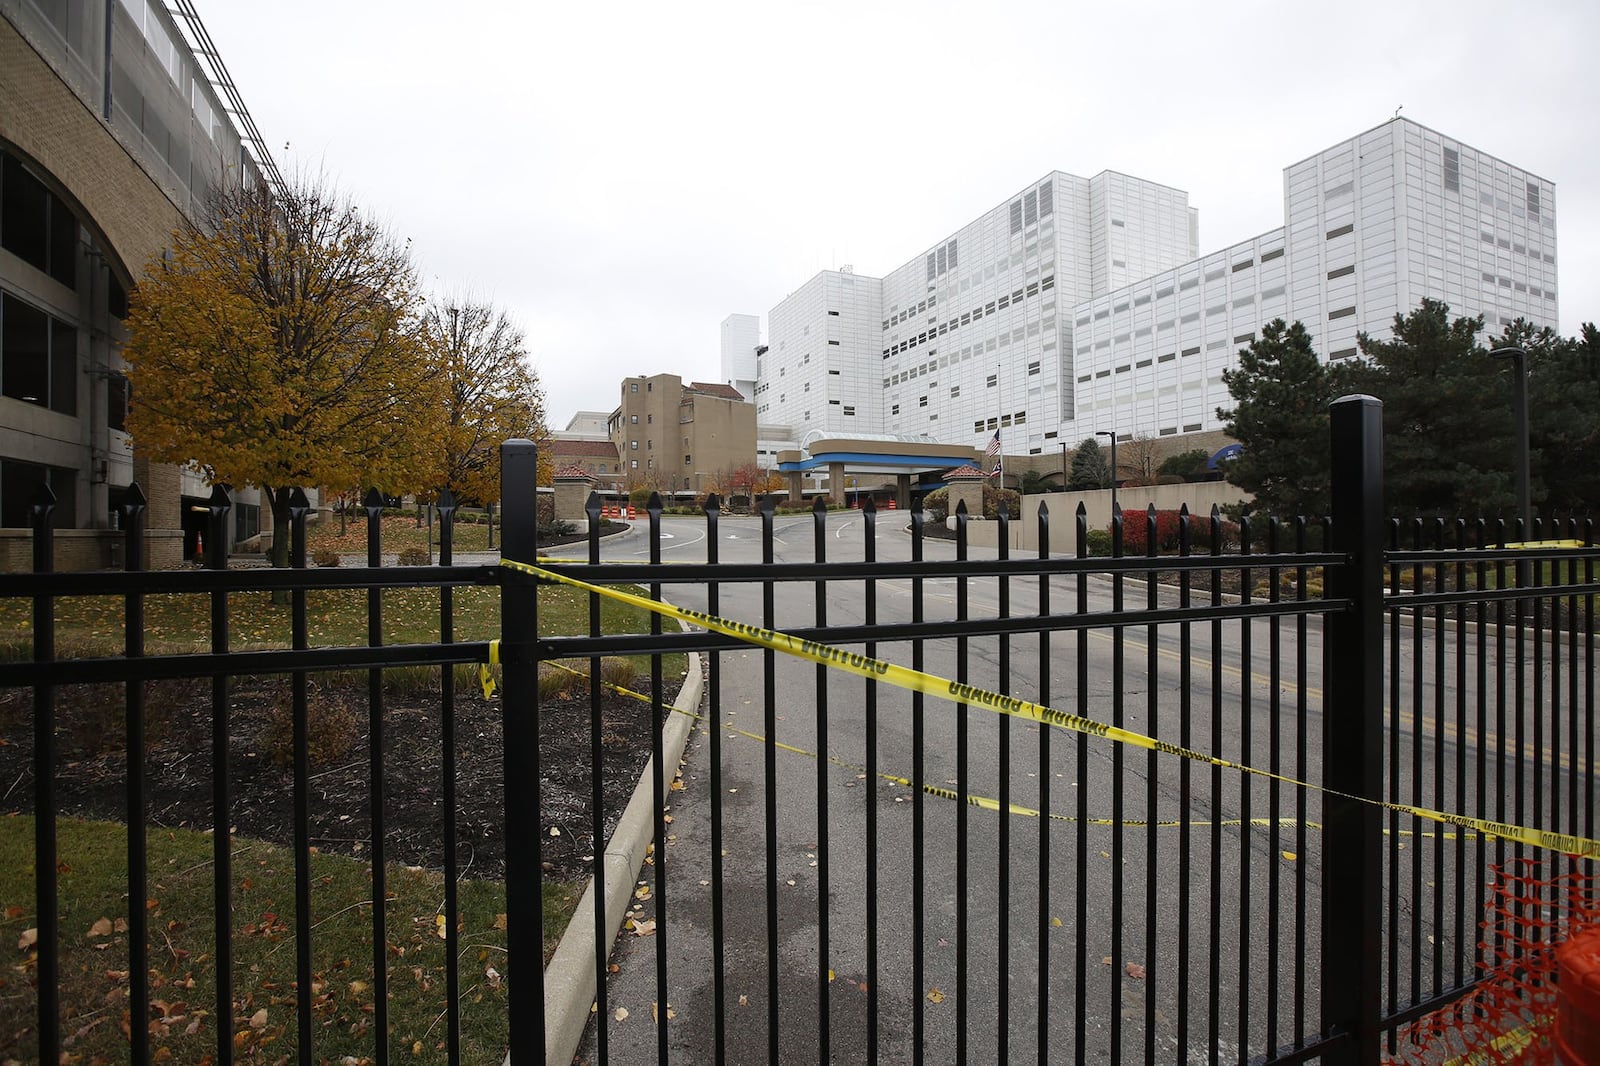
xmin=986 ymin=430 xmax=1002 ymax=478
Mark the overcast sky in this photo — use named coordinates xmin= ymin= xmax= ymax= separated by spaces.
xmin=200 ymin=0 xmax=1600 ymax=428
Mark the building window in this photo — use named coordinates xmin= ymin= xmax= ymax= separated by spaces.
xmin=107 ymin=374 xmax=128 ymax=431
xmin=1527 ymin=182 xmax=1541 ymax=220
xmin=630 ymin=440 xmax=638 ymax=450
xmin=2 ymin=459 xmax=76 ymax=528
xmin=843 ymin=406 xmax=855 ymax=416
xmin=919 ymin=395 xmax=928 ymax=407
xmin=630 ymin=459 xmax=638 ymax=469
xmin=1010 ymin=200 xmax=1023 ymax=234
xmin=986 ymin=374 xmax=997 ymax=387
xmin=630 ymin=383 xmax=638 ymax=393
xmin=2 ymin=291 xmax=77 ymax=415
xmin=1444 ymin=146 xmax=1460 ymax=192
xmin=2 ymin=153 xmax=78 ymax=287
xmin=630 ymin=414 xmax=638 ymax=423
xmin=684 ymin=454 xmax=691 ymax=464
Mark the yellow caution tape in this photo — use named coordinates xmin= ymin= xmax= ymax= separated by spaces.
xmin=499 ymin=559 xmax=1600 ymax=858
xmin=1504 ymin=539 xmax=1588 ymax=549
xmin=545 ymin=660 xmax=1464 ymax=839
xmin=481 ymin=639 xmax=500 ymax=699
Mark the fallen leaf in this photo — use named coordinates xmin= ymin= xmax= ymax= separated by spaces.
xmin=828 ymin=969 xmax=836 ymax=983
xmin=635 ymin=885 xmax=652 ymax=901
xmin=18 ymin=928 xmax=37 ymax=950
xmin=435 ymin=914 xmax=447 ymax=939
xmin=1051 ymin=917 xmax=1063 ymax=928
xmin=927 ymin=987 xmax=945 ymax=1004
xmin=1126 ymin=962 xmax=1147 ymax=979
xmin=493 ymin=913 xmax=507 ymax=931
xmin=614 ymin=1006 xmax=629 ymax=1022
xmin=1282 ymin=851 xmax=1297 ymax=862
xmin=88 ymin=917 xmax=114 ymax=938
xmin=249 ymin=1008 xmax=268 ymax=1030
xmin=1102 ymin=956 xmax=1113 ymax=966
xmin=738 ymin=994 xmax=749 ymax=1007
xmin=631 ymin=919 xmax=657 ymax=937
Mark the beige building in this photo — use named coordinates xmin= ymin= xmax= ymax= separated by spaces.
xmin=607 ymin=374 xmax=756 ymax=496
xmin=1 ymin=1 xmax=278 ymax=569
xmin=548 ymin=438 xmax=622 ymax=494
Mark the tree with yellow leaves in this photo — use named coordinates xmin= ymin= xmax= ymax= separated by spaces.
xmin=124 ymin=178 xmax=438 ymax=568
xmin=415 ymin=299 xmax=549 ymax=506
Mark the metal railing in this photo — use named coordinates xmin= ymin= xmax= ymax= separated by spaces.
xmin=5 ymin=405 xmax=1596 ymax=1063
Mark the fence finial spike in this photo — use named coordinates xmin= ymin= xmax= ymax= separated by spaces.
xmin=125 ymin=482 xmax=147 ymax=508
xmin=363 ymin=487 xmax=384 ymax=510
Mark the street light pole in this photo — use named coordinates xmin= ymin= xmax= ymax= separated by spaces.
xmin=1095 ymin=430 xmax=1119 ymax=512
xmin=1489 ymin=346 xmax=1531 ymax=537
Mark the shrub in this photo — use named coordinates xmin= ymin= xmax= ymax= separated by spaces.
xmin=629 ymin=488 xmax=654 ymax=508
xmin=1084 ymin=529 xmax=1113 ymax=557
xmin=538 ymin=663 xmax=576 ymax=700
xmin=1116 ymin=509 xmax=1184 ymax=555
xmin=923 ymin=489 xmax=950 ymax=523
xmin=537 ymin=519 xmax=576 ymax=540
xmin=312 ymin=548 xmax=341 ymax=567
xmin=396 ymin=546 xmax=429 ymax=566
xmin=599 ymin=656 xmax=639 ymax=692
xmin=258 ymin=680 xmax=359 ymax=767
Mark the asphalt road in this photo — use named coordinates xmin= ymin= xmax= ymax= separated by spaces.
xmin=571 ymin=512 xmax=1585 ymax=1064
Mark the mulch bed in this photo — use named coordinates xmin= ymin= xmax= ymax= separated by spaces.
xmin=0 ymin=673 xmax=662 ymax=885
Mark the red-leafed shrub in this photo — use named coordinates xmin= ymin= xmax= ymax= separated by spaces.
xmin=1113 ymin=509 xmax=1185 ymax=555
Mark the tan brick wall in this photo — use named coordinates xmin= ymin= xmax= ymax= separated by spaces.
xmin=0 ymin=20 xmax=185 ymax=280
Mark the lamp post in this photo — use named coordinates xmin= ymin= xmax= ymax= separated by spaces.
xmin=1489 ymin=346 xmax=1531 ymax=539
xmin=1095 ymin=430 xmax=1119 ymax=512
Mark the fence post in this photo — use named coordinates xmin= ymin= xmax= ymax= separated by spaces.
xmin=499 ymin=439 xmax=544 ymax=1062
xmin=30 ymin=486 xmax=59 ymax=1066
xmin=1324 ymin=394 xmax=1385 ymax=1064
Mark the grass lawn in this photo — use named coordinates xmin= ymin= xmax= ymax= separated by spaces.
xmin=307 ymin=512 xmax=501 ymax=556
xmin=0 ymin=580 xmax=680 ymax=667
xmin=0 ymin=816 xmax=580 ymax=1063
xmin=0 ymin=566 xmax=689 ymax=1061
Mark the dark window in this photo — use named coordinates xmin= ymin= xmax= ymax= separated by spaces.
xmin=1024 ymin=189 xmax=1037 ymax=227
xmin=946 ymin=239 xmax=957 ymax=270
xmin=1260 ymin=248 xmax=1285 ymax=263
xmin=2 ymin=155 xmax=49 ymax=273
xmin=1328 ymin=306 xmax=1357 ymax=320
xmin=3 ymin=291 xmax=77 ymax=414
xmin=1527 ymin=182 xmax=1541 ymax=220
xmin=1327 ymin=265 xmax=1355 ymax=279
xmin=107 ymin=374 xmax=128 ymax=431
xmin=1038 ymin=180 xmax=1053 ymax=218
xmin=2 ymin=154 xmax=79 ymax=287
xmin=1326 ymin=223 xmax=1354 ymax=240
xmin=1444 ymin=146 xmax=1460 ymax=192
xmin=107 ymin=273 xmax=128 ymax=319
xmin=1 ymin=458 xmax=76 ymax=529
xmin=1010 ymin=200 xmax=1023 ymax=234
xmin=927 ymin=252 xmax=937 ymax=281
xmin=937 ymin=245 xmax=947 ymax=274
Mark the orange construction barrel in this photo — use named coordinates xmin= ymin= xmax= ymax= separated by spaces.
xmin=1557 ymin=926 xmax=1600 ymax=1064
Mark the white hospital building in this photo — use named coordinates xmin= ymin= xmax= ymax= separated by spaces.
xmin=733 ymin=117 xmax=1557 ymax=459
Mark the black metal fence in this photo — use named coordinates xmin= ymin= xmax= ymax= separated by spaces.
xmin=4 ymin=400 xmax=1596 ymax=1064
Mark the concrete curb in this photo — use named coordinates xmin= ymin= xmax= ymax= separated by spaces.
xmin=531 ymin=645 xmax=703 ymax=1066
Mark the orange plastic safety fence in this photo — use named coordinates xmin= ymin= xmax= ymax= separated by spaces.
xmin=1389 ymin=859 xmax=1600 ymax=1065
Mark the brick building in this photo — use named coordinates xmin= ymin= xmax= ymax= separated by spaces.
xmin=606 ymin=374 xmax=756 ymax=496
